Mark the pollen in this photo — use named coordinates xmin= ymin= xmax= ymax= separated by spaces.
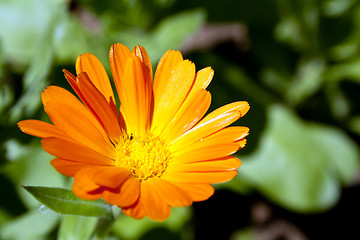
xmin=115 ymin=133 xmax=171 ymax=180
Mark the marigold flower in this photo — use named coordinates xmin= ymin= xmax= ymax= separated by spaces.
xmin=18 ymin=43 xmax=249 ymax=221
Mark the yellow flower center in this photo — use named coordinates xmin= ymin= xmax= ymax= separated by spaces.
xmin=115 ymin=133 xmax=171 ymax=180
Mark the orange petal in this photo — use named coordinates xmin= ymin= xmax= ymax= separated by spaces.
xmin=152 ymin=60 xmax=195 ymax=135
xmin=86 ymin=166 xmax=131 ymax=189
xmin=132 ymin=45 xmax=154 ymax=123
xmin=64 ymin=69 xmax=120 ymax=128
xmin=63 ymin=69 xmax=77 ymax=84
xmin=132 ymin=45 xmax=153 ymax=79
xmin=117 ymin=56 xmax=153 ymax=135
xmin=50 ymin=158 xmax=93 ymax=176
xmin=193 ymin=67 xmax=214 ymax=89
xmin=76 ymin=53 xmax=115 ymax=103
xmin=41 ymin=86 xmax=82 ymax=108
xmin=18 ymin=120 xmax=67 ymax=138
xmin=103 ymin=176 xmax=140 ymax=207
xmin=159 ymin=68 xmax=214 ymax=142
xmin=153 ymin=50 xmax=183 ymax=104
xmin=164 ymin=170 xmax=238 ymax=184
xmin=109 ymin=43 xmax=133 ymax=105
xmin=171 ymin=143 xmax=240 ymax=164
xmin=199 ymin=101 xmax=249 ymax=125
xmin=146 ymin=178 xmax=192 ymax=207
xmin=205 ymin=126 xmax=249 ymax=143
xmin=76 ymin=72 xmax=122 ymax=143
xmin=41 ymin=86 xmax=112 ymax=148
xmin=185 ymin=67 xmax=214 ymax=102
xmin=72 ymin=184 xmax=102 ymax=200
xmin=73 ymin=168 xmax=101 ymax=192
xmin=162 ymin=89 xmax=211 ymax=143
xmin=169 ymin=101 xmax=249 ymax=151
xmin=63 ymin=69 xmax=92 ymax=110
xmin=122 ymin=198 xmax=146 ymax=220
xmin=44 ymin=101 xmax=115 ymax=157
xmin=173 ymin=126 xmax=249 ymax=156
xmin=169 ymin=111 xmax=241 ymax=152
xmin=169 ymin=182 xmax=214 ymax=201
xmin=236 ymin=138 xmax=247 ymax=148
xmin=170 ymin=156 xmax=242 ymax=172
xmin=42 ymin=137 xmax=114 ymax=165
xmin=141 ymin=180 xmax=171 ymax=221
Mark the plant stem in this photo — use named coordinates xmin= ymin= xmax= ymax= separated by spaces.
xmin=90 ymin=207 xmax=122 ymax=240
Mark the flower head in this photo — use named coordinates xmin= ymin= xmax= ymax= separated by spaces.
xmin=18 ymin=43 xmax=249 ymax=221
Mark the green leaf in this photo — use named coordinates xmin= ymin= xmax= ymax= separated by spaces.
xmin=322 ymin=0 xmax=357 ymax=17
xmin=325 ymin=57 xmax=360 ymax=83
xmin=7 ymin=0 xmax=63 ymax=122
xmin=22 ymin=186 xmax=114 ymax=219
xmin=237 ymin=104 xmax=359 ymax=213
xmin=53 ymin=11 xmax=108 ymax=64
xmin=116 ymin=9 xmax=206 ymax=62
xmin=274 ymin=16 xmax=305 ymax=50
xmin=0 ymin=0 xmax=66 ymax=65
xmin=286 ymin=58 xmax=325 ymax=105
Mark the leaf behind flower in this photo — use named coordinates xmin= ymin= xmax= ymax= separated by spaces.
xmin=22 ymin=186 xmax=114 ymax=219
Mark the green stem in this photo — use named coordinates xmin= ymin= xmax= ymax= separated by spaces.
xmin=90 ymin=207 xmax=121 ymax=240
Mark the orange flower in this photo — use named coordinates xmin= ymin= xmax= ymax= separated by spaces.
xmin=18 ymin=43 xmax=249 ymax=221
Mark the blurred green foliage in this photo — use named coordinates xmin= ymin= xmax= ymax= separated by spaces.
xmin=237 ymin=104 xmax=358 ymax=212
xmin=1 ymin=0 xmax=359 ymax=239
